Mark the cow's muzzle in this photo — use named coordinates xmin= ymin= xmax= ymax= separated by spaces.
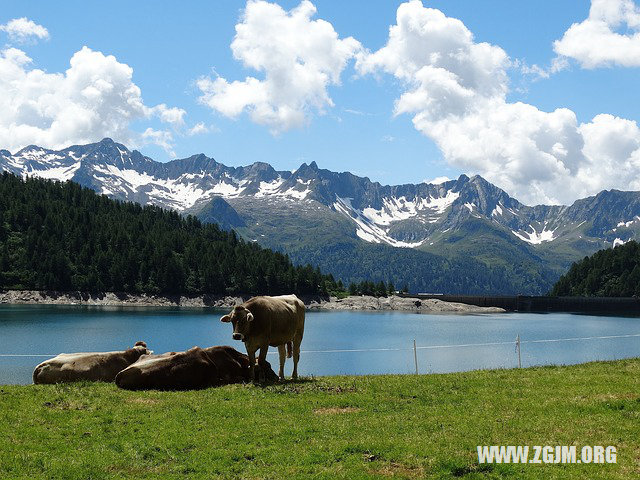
xmin=232 ymin=333 xmax=244 ymax=341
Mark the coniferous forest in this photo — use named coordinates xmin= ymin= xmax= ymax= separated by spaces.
xmin=0 ymin=173 xmax=340 ymax=296
xmin=550 ymin=241 xmax=640 ymax=297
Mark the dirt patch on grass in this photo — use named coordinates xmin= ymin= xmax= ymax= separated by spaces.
xmin=126 ymin=397 xmax=162 ymax=406
xmin=592 ymin=393 xmax=639 ymax=402
xmin=371 ymin=462 xmax=426 ymax=478
xmin=42 ymin=399 xmax=89 ymax=410
xmin=314 ymin=406 xmax=361 ymax=415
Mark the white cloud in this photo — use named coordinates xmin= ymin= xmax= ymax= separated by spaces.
xmin=197 ymin=0 xmax=362 ymax=134
xmin=187 ymin=122 xmax=210 ymax=136
xmin=0 ymin=17 xmax=49 ymax=44
xmin=0 ymin=45 xmax=184 ymax=154
xmin=424 ymin=176 xmax=450 ymax=185
xmin=554 ymin=0 xmax=640 ymax=68
xmin=344 ymin=108 xmax=371 ymax=116
xmin=141 ymin=128 xmax=176 ymax=157
xmin=150 ymin=104 xmax=186 ymax=126
xmin=356 ymin=0 xmax=640 ymax=205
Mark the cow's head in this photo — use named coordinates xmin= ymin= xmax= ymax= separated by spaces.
xmin=133 ymin=341 xmax=152 ymax=355
xmin=220 ymin=305 xmax=253 ymax=342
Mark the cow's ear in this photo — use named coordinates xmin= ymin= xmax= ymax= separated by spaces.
xmin=220 ymin=314 xmax=231 ymax=323
xmin=246 ymin=312 xmax=254 ymax=323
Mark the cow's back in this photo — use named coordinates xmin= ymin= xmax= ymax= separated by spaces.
xmin=115 ymin=347 xmax=216 ymax=390
xmin=245 ymin=295 xmax=304 ymax=344
xmin=202 ymin=346 xmax=251 ymax=383
xmin=270 ymin=294 xmax=305 ymax=335
xmin=33 ymin=349 xmax=142 ymax=384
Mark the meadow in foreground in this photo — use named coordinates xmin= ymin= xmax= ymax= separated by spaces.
xmin=1 ymin=359 xmax=638 ymax=479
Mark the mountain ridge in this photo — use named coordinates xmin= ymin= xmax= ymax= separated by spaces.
xmin=2 ymin=138 xmax=639 ymax=294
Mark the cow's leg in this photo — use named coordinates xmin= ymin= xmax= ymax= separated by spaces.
xmin=277 ymin=344 xmax=286 ymax=380
xmin=257 ymin=344 xmax=269 ymax=382
xmin=246 ymin=345 xmax=257 ymax=383
xmin=292 ymin=337 xmax=301 ymax=380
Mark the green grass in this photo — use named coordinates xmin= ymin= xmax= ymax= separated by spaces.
xmin=1 ymin=359 xmax=639 ymax=479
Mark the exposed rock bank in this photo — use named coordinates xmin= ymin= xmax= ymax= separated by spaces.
xmin=0 ymin=290 xmax=245 ymax=308
xmin=307 ymin=295 xmax=505 ymax=314
xmin=0 ymin=290 xmax=504 ymax=314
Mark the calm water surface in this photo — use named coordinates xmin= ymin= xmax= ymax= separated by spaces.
xmin=1 ymin=305 xmax=639 ymax=384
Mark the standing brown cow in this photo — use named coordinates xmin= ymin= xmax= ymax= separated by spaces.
xmin=220 ymin=294 xmax=305 ymax=381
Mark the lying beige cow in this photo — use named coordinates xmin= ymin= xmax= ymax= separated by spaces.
xmin=220 ymin=294 xmax=305 ymax=381
xmin=32 ymin=341 xmax=150 ymax=384
xmin=115 ymin=346 xmax=277 ymax=390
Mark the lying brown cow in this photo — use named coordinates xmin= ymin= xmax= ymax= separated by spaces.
xmin=115 ymin=346 xmax=277 ymax=390
xmin=33 ymin=341 xmax=150 ymax=384
xmin=220 ymin=294 xmax=305 ymax=381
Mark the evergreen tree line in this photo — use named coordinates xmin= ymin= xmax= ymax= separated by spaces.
xmin=0 ymin=173 xmax=347 ymax=297
xmin=287 ymin=240 xmax=553 ymax=296
xmin=550 ymin=240 xmax=640 ymax=297
xmin=318 ymin=278 xmax=406 ymax=298
xmin=346 ymin=280 xmax=405 ymax=297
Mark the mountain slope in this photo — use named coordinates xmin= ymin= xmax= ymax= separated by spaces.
xmin=0 ymin=173 xmax=332 ymax=296
xmin=551 ymin=241 xmax=640 ymax=297
xmin=3 ymin=138 xmax=640 ymax=293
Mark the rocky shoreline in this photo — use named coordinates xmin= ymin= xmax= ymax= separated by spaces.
xmin=0 ymin=290 xmax=504 ymax=314
xmin=306 ymin=295 xmax=505 ymax=314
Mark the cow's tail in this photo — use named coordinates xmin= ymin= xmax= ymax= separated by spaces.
xmin=286 ymin=341 xmax=293 ymax=359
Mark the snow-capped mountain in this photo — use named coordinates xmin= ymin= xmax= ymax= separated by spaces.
xmin=2 ymin=138 xmax=639 ymax=293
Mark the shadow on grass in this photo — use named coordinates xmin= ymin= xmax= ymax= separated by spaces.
xmin=252 ymin=375 xmax=316 ymax=389
xmin=442 ymin=460 xmax=495 ymax=477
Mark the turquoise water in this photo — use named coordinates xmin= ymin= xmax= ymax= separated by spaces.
xmin=1 ymin=305 xmax=639 ymax=384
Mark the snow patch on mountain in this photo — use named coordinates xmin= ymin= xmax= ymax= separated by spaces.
xmin=280 ymin=186 xmax=311 ymax=200
xmin=255 ymin=178 xmax=284 ymax=197
xmin=362 ymin=197 xmax=416 ymax=225
xmin=360 ymin=190 xmax=459 ymax=226
xmin=28 ymin=162 xmax=81 ymax=181
xmin=148 ymin=184 xmax=212 ymax=209
xmin=334 ymin=197 xmax=425 ymax=248
xmin=209 ymin=180 xmax=243 ymax=197
xmin=613 ymin=238 xmax=628 ymax=248
xmin=617 ymin=217 xmax=639 ymax=228
xmin=512 ymin=225 xmax=557 ymax=245
xmin=613 ymin=238 xmax=627 ymax=247
xmin=93 ymin=165 xmax=155 ymax=192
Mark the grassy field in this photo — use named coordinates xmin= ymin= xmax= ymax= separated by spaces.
xmin=1 ymin=359 xmax=639 ymax=479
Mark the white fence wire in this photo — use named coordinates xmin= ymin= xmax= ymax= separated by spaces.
xmin=1 ymin=332 xmax=639 ymax=358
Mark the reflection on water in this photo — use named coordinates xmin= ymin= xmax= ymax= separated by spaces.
xmin=0 ymin=305 xmax=639 ymax=384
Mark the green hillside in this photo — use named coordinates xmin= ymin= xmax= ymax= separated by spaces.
xmin=0 ymin=173 xmax=335 ymax=296
xmin=227 ymin=199 xmax=558 ymax=295
xmin=551 ymin=241 xmax=640 ymax=296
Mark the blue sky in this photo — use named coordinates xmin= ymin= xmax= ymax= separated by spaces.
xmin=1 ymin=1 xmax=640 ymax=204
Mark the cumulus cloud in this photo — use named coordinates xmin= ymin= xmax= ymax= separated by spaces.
xmin=424 ymin=176 xmax=451 ymax=185
xmin=0 ymin=45 xmax=186 ymax=154
xmin=187 ymin=122 xmax=211 ymax=136
xmin=197 ymin=0 xmax=362 ymax=134
xmin=554 ymin=0 xmax=640 ymax=68
xmin=141 ymin=128 xmax=176 ymax=156
xmin=0 ymin=17 xmax=49 ymax=43
xmin=150 ymin=104 xmax=186 ymax=126
xmin=356 ymin=0 xmax=640 ymax=204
